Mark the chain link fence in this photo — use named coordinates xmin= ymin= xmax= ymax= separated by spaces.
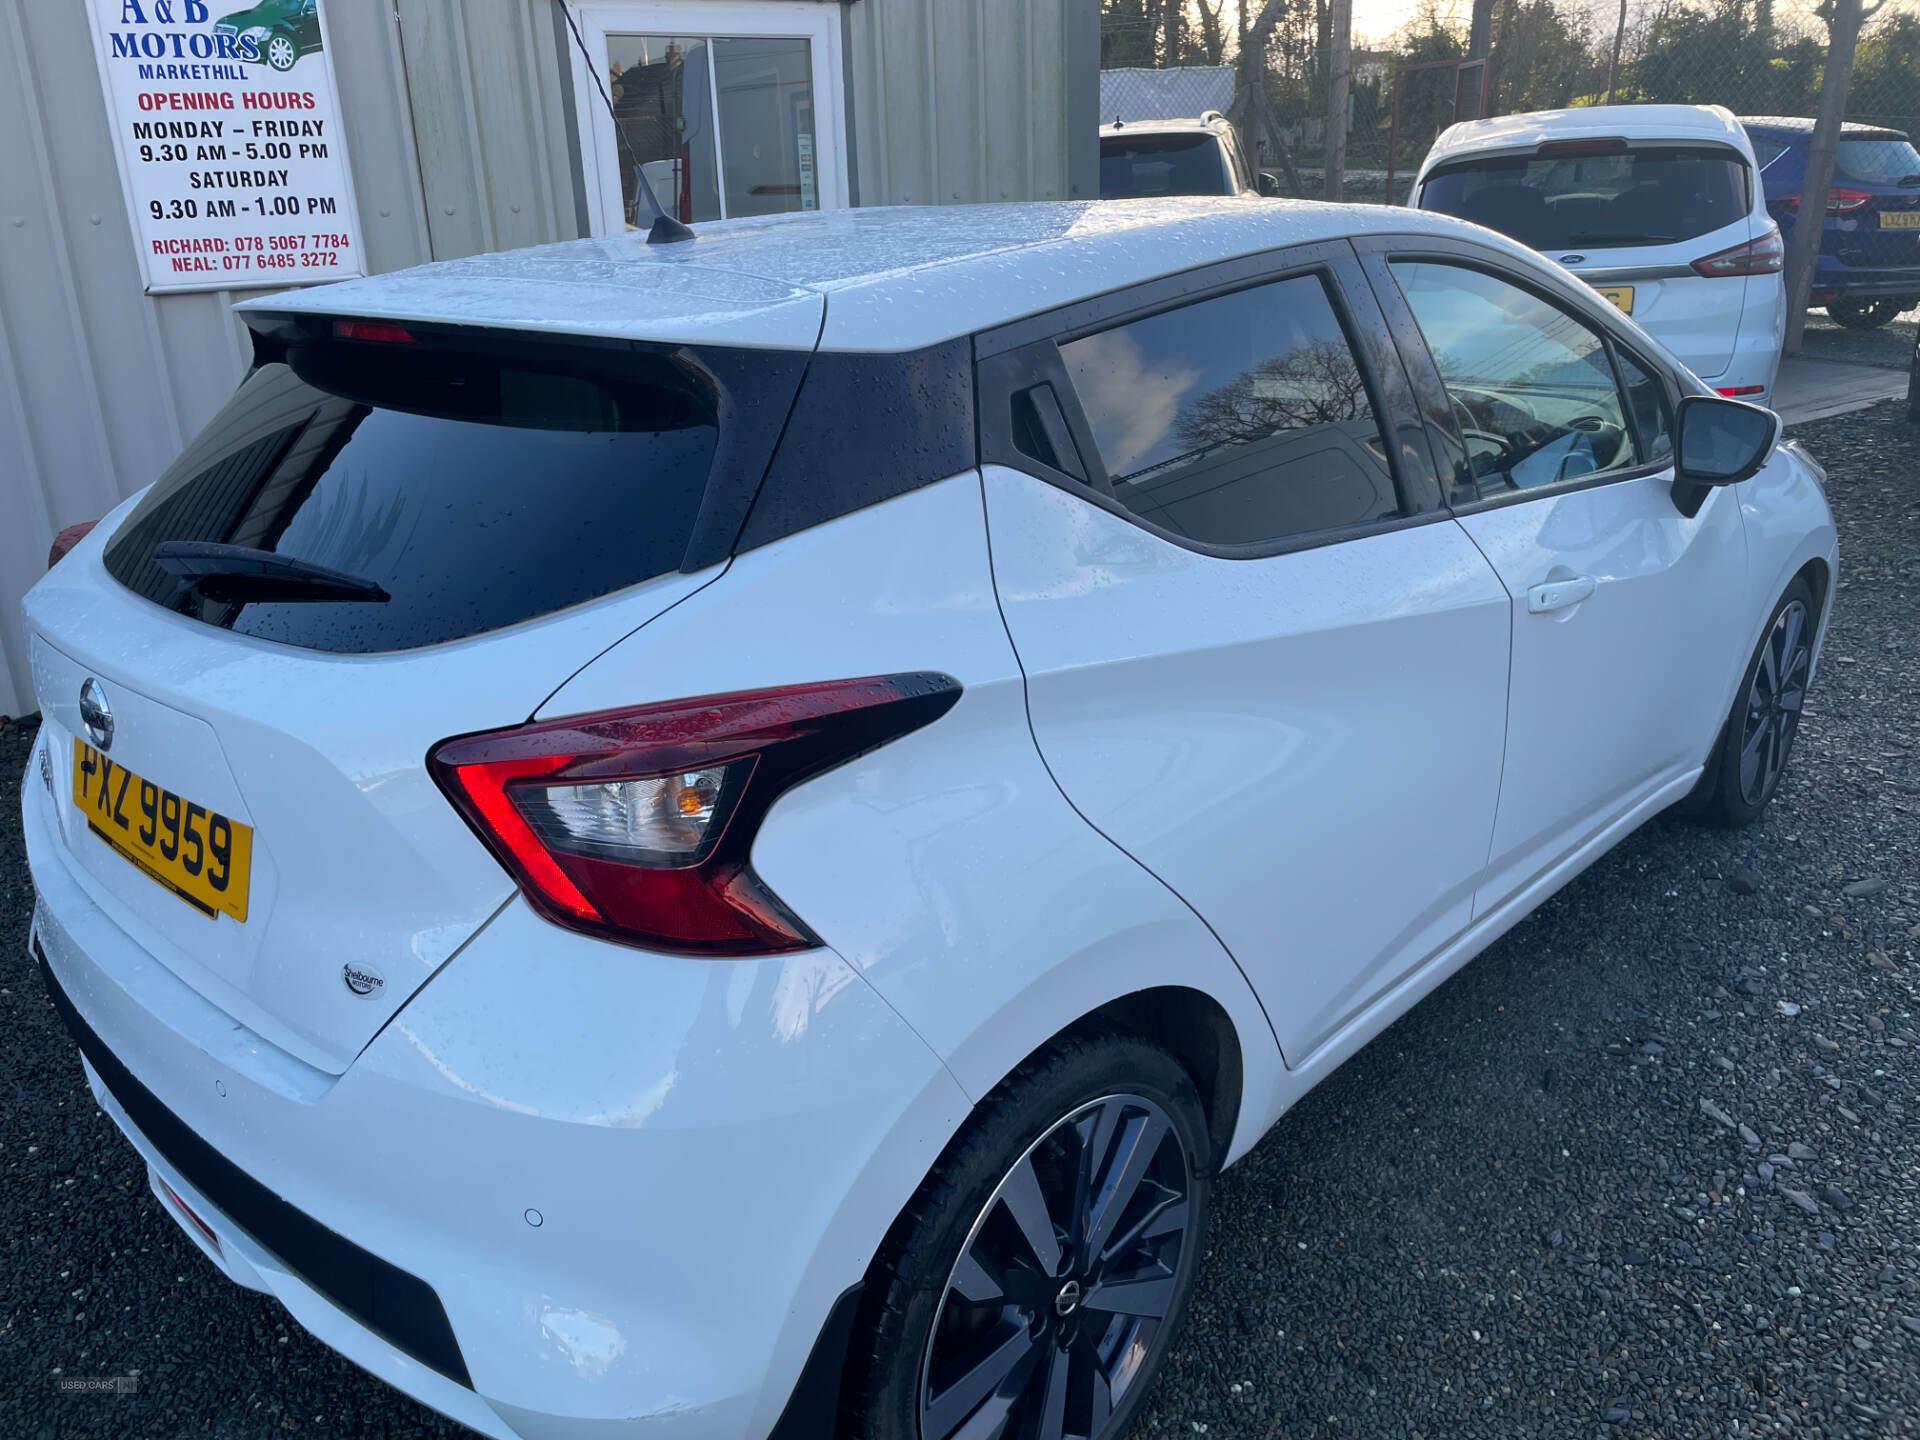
xmin=1101 ymin=0 xmax=1920 ymax=203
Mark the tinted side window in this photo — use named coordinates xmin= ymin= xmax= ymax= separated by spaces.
xmin=1616 ymin=350 xmax=1673 ymax=463
xmin=1392 ymin=261 xmax=1639 ymax=502
xmin=1057 ymin=273 xmax=1399 ymax=547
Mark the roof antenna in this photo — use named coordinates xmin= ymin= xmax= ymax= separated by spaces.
xmin=556 ymin=0 xmax=694 ymax=244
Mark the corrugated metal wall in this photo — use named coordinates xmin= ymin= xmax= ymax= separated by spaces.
xmin=845 ymin=0 xmax=1083 ymax=207
xmin=0 ymin=0 xmax=1083 ymax=720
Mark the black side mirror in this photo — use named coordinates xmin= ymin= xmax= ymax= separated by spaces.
xmin=1670 ymin=394 xmax=1778 ymax=517
xmin=1257 ymin=172 xmax=1282 ymax=198
xmin=1676 ymin=394 xmax=1778 ymax=483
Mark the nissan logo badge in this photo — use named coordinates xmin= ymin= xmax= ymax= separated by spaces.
xmin=79 ymin=678 xmax=114 ymax=752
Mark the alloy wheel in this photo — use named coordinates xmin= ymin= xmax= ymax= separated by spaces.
xmin=267 ymin=35 xmax=297 ymax=70
xmin=918 ymin=1093 xmax=1194 ymax=1440
xmin=1738 ymin=598 xmax=1810 ymax=808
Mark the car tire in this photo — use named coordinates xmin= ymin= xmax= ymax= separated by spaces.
xmin=1827 ymin=299 xmax=1904 ymax=330
xmin=846 ymin=1033 xmax=1213 ymax=1440
xmin=265 ymin=32 xmax=299 ymax=71
xmin=1683 ymin=576 xmax=1817 ymax=828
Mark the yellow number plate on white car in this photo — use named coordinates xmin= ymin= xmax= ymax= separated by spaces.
xmin=1879 ymin=211 xmax=1920 ymax=229
xmin=72 ymin=739 xmax=252 ymax=921
xmin=1594 ymin=286 xmax=1635 ymax=315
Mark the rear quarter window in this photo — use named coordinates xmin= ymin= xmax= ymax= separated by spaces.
xmin=102 ymin=335 xmax=801 ymax=653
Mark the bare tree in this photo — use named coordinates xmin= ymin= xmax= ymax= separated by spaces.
xmin=1161 ymin=0 xmax=1187 ymax=65
xmin=1192 ymin=0 xmax=1228 ymax=65
xmin=1606 ymin=0 xmax=1628 ymax=103
xmin=1229 ymin=0 xmax=1304 ymax=195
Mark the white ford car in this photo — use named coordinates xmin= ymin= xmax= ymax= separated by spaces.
xmin=23 ymin=199 xmax=1835 ymax=1440
xmin=1415 ymin=104 xmax=1787 ymax=403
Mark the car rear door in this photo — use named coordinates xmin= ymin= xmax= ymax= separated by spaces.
xmin=1361 ymin=239 xmax=1750 ymax=915
xmin=979 ymin=243 xmax=1514 ymax=1065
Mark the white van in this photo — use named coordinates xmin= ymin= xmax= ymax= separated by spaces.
xmin=1415 ymin=104 xmax=1786 ymax=403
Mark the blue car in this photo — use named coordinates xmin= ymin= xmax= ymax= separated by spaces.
xmin=1742 ymin=116 xmax=1920 ymax=329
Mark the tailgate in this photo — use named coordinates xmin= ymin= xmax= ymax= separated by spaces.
xmin=27 ymin=548 xmax=716 ymax=1074
xmin=21 ymin=318 xmax=813 ymax=1073
xmin=1567 ymin=217 xmax=1750 ymax=380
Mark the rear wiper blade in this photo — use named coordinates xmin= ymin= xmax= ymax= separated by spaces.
xmin=150 ymin=541 xmax=390 ymax=604
xmin=1564 ymin=231 xmax=1677 ymax=244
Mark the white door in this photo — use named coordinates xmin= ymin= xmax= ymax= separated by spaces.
xmin=981 ymin=261 xmax=1513 ymax=1065
xmin=1384 ymin=259 xmax=1750 ymax=913
xmin=566 ymin=1 xmax=848 ymax=233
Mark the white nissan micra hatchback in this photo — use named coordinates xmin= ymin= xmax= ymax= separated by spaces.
xmin=24 ymin=199 xmax=1836 ymax=1440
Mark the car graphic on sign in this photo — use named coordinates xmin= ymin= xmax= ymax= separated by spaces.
xmin=215 ymin=0 xmax=322 ymax=72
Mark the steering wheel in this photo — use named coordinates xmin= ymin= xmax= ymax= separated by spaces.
xmin=1568 ymin=415 xmax=1630 ymax=467
xmin=1450 ymin=391 xmax=1511 ymax=456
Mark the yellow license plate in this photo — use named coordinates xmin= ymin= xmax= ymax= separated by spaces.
xmin=1595 ymin=285 xmax=1635 ymax=315
xmin=1879 ymin=211 xmax=1920 ymax=229
xmin=71 ymin=739 xmax=252 ymax=922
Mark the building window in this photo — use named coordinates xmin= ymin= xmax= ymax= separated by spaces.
xmin=568 ymin=3 xmax=847 ymax=232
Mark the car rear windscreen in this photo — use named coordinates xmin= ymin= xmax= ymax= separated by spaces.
xmin=1836 ymin=137 xmax=1920 ymax=185
xmin=1100 ymin=133 xmax=1231 ymax=199
xmin=1419 ymin=145 xmax=1750 ymax=250
xmin=101 ymin=334 xmax=788 ymax=653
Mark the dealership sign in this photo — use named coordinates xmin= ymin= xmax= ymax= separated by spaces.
xmin=85 ymin=0 xmax=364 ymax=294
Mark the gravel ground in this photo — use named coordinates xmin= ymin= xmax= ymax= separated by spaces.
xmin=1 ymin=403 xmax=1916 ymax=1439
xmin=1798 ymin=309 xmax=1918 ymax=373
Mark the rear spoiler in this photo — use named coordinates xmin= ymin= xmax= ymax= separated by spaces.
xmin=241 ymin=309 xmax=659 ymax=372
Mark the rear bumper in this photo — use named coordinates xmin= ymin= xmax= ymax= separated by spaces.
xmin=23 ymin=735 xmax=970 ymax=1440
xmin=1809 ymin=260 xmax=1920 ymax=299
xmin=1708 ymin=274 xmax=1785 ymax=402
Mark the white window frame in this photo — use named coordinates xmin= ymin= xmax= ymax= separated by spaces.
xmin=565 ymin=1 xmax=850 ymax=235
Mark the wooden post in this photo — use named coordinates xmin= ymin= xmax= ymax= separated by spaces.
xmin=1326 ymin=0 xmax=1352 ymax=200
xmin=1385 ymin=68 xmax=1404 ymax=205
xmin=1783 ymin=0 xmax=1868 ymax=357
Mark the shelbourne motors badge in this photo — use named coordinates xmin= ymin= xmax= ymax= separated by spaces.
xmin=85 ymin=0 xmax=365 ymax=294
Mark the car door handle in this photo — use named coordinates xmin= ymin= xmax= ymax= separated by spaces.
xmin=1527 ymin=575 xmax=1596 ymax=614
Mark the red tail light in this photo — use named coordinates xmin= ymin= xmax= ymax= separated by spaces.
xmin=1692 ymin=225 xmax=1784 ymax=277
xmin=430 ymin=674 xmax=961 ymax=955
xmin=1780 ymin=187 xmax=1873 ymax=216
xmin=48 ymin=520 xmax=99 ymax=569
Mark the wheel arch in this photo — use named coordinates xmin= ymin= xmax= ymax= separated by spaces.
xmin=1052 ymin=986 xmax=1245 ymax=1171
xmin=1794 ymin=553 xmax=1831 ymax=629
